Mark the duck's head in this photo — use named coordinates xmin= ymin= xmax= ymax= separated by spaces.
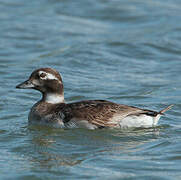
xmin=16 ymin=68 xmax=64 ymax=104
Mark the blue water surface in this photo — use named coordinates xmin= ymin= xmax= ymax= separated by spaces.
xmin=0 ymin=0 xmax=181 ymax=179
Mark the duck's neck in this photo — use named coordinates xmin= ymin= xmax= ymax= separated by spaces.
xmin=42 ymin=92 xmax=65 ymax=104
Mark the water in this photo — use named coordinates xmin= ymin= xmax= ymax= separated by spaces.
xmin=0 ymin=0 xmax=181 ymax=179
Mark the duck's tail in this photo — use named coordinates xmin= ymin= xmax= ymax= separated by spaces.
xmin=153 ymin=104 xmax=173 ymax=126
xmin=159 ymin=104 xmax=174 ymax=115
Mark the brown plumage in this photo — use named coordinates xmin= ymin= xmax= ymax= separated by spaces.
xmin=57 ymin=100 xmax=173 ymax=128
xmin=16 ymin=68 xmax=173 ymax=129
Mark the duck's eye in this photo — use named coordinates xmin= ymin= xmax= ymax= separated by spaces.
xmin=39 ymin=73 xmax=46 ymax=79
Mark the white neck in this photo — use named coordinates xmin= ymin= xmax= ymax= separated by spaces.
xmin=44 ymin=93 xmax=64 ymax=104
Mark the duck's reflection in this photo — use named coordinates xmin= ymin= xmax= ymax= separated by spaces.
xmin=27 ymin=125 xmax=163 ymax=169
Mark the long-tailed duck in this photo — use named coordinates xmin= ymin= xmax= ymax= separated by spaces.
xmin=16 ymin=68 xmax=173 ymax=129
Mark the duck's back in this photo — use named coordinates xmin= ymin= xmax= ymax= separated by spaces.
xmin=60 ymin=100 xmax=160 ymax=129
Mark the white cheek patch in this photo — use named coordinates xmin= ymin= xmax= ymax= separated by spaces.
xmin=39 ymin=71 xmax=59 ymax=81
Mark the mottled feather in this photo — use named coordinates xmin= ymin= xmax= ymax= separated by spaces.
xmin=57 ymin=100 xmax=166 ymax=128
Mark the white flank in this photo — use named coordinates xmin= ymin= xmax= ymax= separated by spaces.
xmin=119 ymin=114 xmax=156 ymax=128
xmin=45 ymin=93 xmax=64 ymax=104
xmin=39 ymin=71 xmax=59 ymax=81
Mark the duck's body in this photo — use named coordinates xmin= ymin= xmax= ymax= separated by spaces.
xmin=16 ymin=68 xmax=172 ymax=129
